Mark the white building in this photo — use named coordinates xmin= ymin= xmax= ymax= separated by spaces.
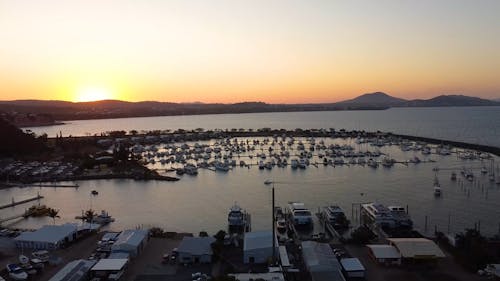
xmin=111 ymin=229 xmax=149 ymax=257
xmin=388 ymin=238 xmax=445 ymax=260
xmin=243 ymin=231 xmax=278 ymax=264
xmin=15 ymin=223 xmax=78 ymax=250
xmin=366 ymin=244 xmax=402 ymax=265
xmin=177 ymin=236 xmax=215 ymax=264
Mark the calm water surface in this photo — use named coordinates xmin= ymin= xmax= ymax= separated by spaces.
xmin=27 ymin=107 xmax=500 ymax=147
xmin=1 ymin=137 xmax=499 ymax=237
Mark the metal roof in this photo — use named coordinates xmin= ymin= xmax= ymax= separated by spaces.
xmin=367 ymin=244 xmax=401 ymax=259
xmin=340 ymin=258 xmax=365 ymax=272
xmin=177 ymin=237 xmax=215 ymax=256
xmin=15 ymin=224 xmax=77 ymax=244
xmin=49 ymin=259 xmax=96 ymax=281
xmin=244 ymin=231 xmax=277 ymax=251
xmin=111 ymin=229 xmax=148 ymax=249
xmin=301 ymin=241 xmax=341 ymax=272
xmin=388 ymin=238 xmax=445 ymax=258
xmin=91 ymin=259 xmax=128 ymax=271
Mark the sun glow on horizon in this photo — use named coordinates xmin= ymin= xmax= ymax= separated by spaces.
xmin=74 ymin=87 xmax=114 ymax=102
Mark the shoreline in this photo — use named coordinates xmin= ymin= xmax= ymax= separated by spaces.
xmin=1 ymin=127 xmax=498 ymax=189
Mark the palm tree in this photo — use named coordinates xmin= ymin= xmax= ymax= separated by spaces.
xmin=47 ymin=208 xmax=60 ymax=224
xmin=84 ymin=209 xmax=96 ymax=223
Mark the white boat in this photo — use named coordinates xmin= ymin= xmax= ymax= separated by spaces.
xmin=360 ymin=203 xmax=413 ymax=229
xmin=275 ymin=207 xmax=287 ymax=233
xmin=6 ymin=264 xmax=28 ymax=281
xmin=287 ymin=202 xmax=313 ymax=227
xmin=451 ymin=171 xmax=457 ymax=181
xmin=228 ymin=203 xmax=250 ymax=233
xmin=298 ymin=158 xmax=307 ymax=169
xmin=184 ymin=164 xmax=198 ymax=175
xmin=264 ymin=179 xmax=273 ymax=185
xmin=32 ymin=250 xmax=50 ymax=262
xmin=434 ymin=175 xmax=442 ymax=197
xmin=215 ymin=161 xmax=230 ymax=172
xmin=322 ymin=205 xmax=349 ymax=229
xmin=93 ymin=210 xmax=115 ymax=224
xmin=18 ymin=255 xmax=29 ymax=265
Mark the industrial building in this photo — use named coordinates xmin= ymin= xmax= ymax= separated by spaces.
xmin=177 ymin=236 xmax=216 ymax=264
xmin=301 ymin=241 xmax=346 ymax=281
xmin=15 ymin=223 xmax=78 ymax=250
xmin=49 ymin=259 xmax=96 ymax=281
xmin=110 ymin=229 xmax=149 ymax=257
xmin=243 ymin=231 xmax=279 ymax=264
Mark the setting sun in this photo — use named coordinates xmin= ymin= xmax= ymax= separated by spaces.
xmin=75 ymin=87 xmax=113 ymax=102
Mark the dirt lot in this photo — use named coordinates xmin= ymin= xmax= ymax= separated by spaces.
xmin=345 ymin=244 xmax=484 ymax=281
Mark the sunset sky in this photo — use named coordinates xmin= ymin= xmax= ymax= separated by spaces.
xmin=1 ymin=0 xmax=499 ymax=103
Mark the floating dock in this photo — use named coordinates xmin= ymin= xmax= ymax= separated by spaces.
xmin=0 ymin=194 xmax=44 ymax=210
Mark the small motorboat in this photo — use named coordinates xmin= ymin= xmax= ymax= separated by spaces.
xmin=434 ymin=174 xmax=442 ymax=197
xmin=91 ymin=190 xmax=99 ymax=196
xmin=6 ymin=264 xmax=28 ymax=280
xmin=264 ymin=179 xmax=273 ymax=185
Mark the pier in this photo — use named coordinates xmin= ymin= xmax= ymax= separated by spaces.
xmin=0 ymin=193 xmax=44 ymax=210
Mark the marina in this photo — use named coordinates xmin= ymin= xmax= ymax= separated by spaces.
xmin=1 ymin=132 xmax=500 ymax=237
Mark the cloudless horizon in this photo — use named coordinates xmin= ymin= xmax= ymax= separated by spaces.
xmin=1 ymin=0 xmax=499 ymax=103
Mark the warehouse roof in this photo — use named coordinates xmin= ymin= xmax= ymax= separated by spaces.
xmin=388 ymin=238 xmax=445 ymax=259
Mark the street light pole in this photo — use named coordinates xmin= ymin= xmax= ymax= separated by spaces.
xmin=272 ymin=185 xmax=276 ymax=263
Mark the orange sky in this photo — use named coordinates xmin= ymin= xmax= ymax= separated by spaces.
xmin=1 ymin=0 xmax=499 ymax=103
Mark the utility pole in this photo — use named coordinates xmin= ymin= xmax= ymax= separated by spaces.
xmin=272 ymin=186 xmax=276 ymax=264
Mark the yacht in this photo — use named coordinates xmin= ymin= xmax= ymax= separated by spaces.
xmin=360 ymin=203 xmax=413 ymax=229
xmin=287 ymin=202 xmax=313 ymax=227
xmin=228 ymin=203 xmax=250 ymax=233
xmin=451 ymin=171 xmax=457 ymax=181
xmin=93 ymin=210 xmax=115 ymax=224
xmin=258 ymin=160 xmax=265 ymax=170
xmin=433 ymin=175 xmax=442 ymax=197
xmin=322 ymin=205 xmax=349 ymax=229
xmin=215 ymin=161 xmax=230 ymax=172
xmin=184 ymin=164 xmax=198 ymax=175
xmin=275 ymin=207 xmax=287 ymax=233
xmin=298 ymin=158 xmax=307 ymax=169
xmin=387 ymin=206 xmax=413 ymax=228
xmin=6 ymin=264 xmax=28 ymax=281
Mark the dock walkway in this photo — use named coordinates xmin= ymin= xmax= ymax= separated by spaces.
xmin=0 ymin=194 xmax=44 ymax=210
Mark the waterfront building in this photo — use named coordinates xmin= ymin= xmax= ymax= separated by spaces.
xmin=388 ymin=238 xmax=445 ymax=261
xmin=110 ymin=229 xmax=149 ymax=258
xmin=301 ymin=241 xmax=345 ymax=281
xmin=366 ymin=244 xmax=402 ymax=266
xmin=49 ymin=259 xmax=96 ymax=281
xmin=90 ymin=258 xmax=128 ymax=280
xmin=15 ymin=223 xmax=78 ymax=250
xmin=177 ymin=236 xmax=215 ymax=264
xmin=243 ymin=231 xmax=278 ymax=264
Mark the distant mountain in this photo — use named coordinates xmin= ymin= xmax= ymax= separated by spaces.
xmin=338 ymin=92 xmax=407 ymax=107
xmin=1 ymin=93 xmax=498 ymax=125
xmin=404 ymin=95 xmax=499 ymax=107
xmin=337 ymin=93 xmax=500 ymax=108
